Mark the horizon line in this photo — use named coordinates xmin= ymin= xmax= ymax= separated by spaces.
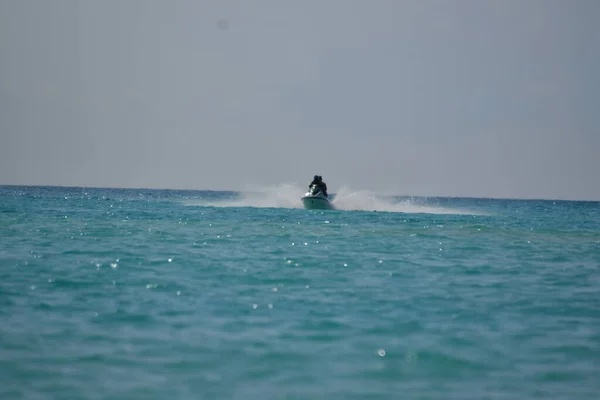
xmin=1 ymin=183 xmax=598 ymax=203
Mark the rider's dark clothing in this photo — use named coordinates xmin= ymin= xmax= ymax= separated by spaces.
xmin=309 ymin=178 xmax=328 ymax=197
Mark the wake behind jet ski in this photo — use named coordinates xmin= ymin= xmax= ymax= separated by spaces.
xmin=301 ymin=175 xmax=334 ymax=210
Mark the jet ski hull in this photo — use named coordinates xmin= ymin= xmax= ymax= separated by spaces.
xmin=301 ymin=195 xmax=334 ymax=210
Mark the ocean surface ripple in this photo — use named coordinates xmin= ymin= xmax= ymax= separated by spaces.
xmin=1 ymin=185 xmax=599 ymax=399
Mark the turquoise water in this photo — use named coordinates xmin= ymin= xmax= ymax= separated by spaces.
xmin=1 ymin=185 xmax=599 ymax=399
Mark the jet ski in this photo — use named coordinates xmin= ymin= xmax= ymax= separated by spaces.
xmin=301 ymin=184 xmax=334 ymax=210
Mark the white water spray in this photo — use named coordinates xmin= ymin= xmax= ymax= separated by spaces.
xmin=330 ymin=186 xmax=474 ymax=215
xmin=185 ymin=183 xmax=481 ymax=215
xmin=187 ymin=183 xmax=304 ymax=209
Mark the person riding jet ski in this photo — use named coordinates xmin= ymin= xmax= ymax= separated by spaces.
xmin=309 ymin=175 xmax=328 ymax=197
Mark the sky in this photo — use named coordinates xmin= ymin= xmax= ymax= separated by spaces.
xmin=0 ymin=0 xmax=599 ymax=200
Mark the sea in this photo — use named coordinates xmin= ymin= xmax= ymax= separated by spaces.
xmin=1 ymin=184 xmax=599 ymax=399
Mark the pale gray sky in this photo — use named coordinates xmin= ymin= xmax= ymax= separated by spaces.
xmin=1 ymin=0 xmax=598 ymax=200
